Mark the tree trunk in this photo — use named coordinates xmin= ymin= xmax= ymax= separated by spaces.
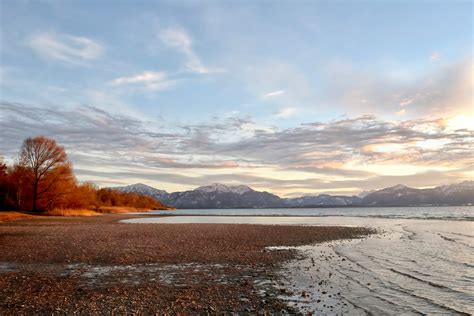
xmin=32 ymin=178 xmax=38 ymax=212
xmin=16 ymin=185 xmax=22 ymax=210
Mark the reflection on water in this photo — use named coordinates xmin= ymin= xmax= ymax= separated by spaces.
xmin=123 ymin=214 xmax=474 ymax=315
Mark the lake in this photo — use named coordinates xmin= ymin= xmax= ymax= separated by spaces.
xmin=130 ymin=205 xmax=474 ymax=220
xmin=123 ymin=206 xmax=474 ymax=314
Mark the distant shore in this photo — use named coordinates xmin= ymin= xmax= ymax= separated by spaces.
xmin=0 ymin=214 xmax=372 ymax=314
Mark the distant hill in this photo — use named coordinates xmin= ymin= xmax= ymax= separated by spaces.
xmin=361 ymin=181 xmax=474 ymax=207
xmin=166 ymin=183 xmax=282 ymax=209
xmin=113 ymin=183 xmax=282 ymax=208
xmin=113 ymin=183 xmax=169 ymax=201
xmin=110 ymin=181 xmax=474 ymax=208
xmin=284 ymin=194 xmax=362 ymax=207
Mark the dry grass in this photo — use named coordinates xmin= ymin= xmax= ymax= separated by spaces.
xmin=0 ymin=211 xmax=37 ymax=223
xmin=1 ymin=205 xmax=163 ymax=222
xmin=43 ymin=208 xmax=101 ymax=217
xmin=97 ymin=206 xmax=150 ymax=214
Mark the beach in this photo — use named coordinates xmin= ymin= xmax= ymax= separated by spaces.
xmin=125 ymin=212 xmax=473 ymax=315
xmin=0 ymin=214 xmax=372 ymax=314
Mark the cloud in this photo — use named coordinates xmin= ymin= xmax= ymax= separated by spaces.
xmin=274 ymin=107 xmax=298 ymax=118
xmin=1 ymin=101 xmax=471 ymax=195
xmin=109 ymin=71 xmax=176 ymax=91
xmin=28 ymin=32 xmax=103 ymax=65
xmin=263 ymin=90 xmax=285 ymax=98
xmin=220 ymin=115 xmax=472 ymax=168
xmin=244 ymin=61 xmax=312 ymax=109
xmin=430 ymin=52 xmax=441 ymax=62
xmin=320 ymin=58 xmax=473 ymax=119
xmin=399 ymin=98 xmax=415 ymax=107
xmin=111 ymin=71 xmax=166 ymax=85
xmin=159 ymin=28 xmax=223 ymax=74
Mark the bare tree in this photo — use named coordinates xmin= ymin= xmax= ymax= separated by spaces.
xmin=19 ymin=136 xmax=69 ymax=211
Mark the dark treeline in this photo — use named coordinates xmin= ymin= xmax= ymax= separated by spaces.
xmin=0 ymin=136 xmax=166 ymax=212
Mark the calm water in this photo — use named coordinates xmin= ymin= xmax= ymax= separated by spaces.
xmin=124 ymin=206 xmax=474 ymax=314
xmin=136 ymin=205 xmax=474 ymax=220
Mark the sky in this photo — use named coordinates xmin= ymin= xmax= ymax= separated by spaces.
xmin=0 ymin=0 xmax=473 ymax=197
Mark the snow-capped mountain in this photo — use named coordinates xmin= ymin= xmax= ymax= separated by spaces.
xmin=361 ymin=181 xmax=474 ymax=206
xmin=195 ymin=183 xmax=252 ymax=195
xmin=361 ymin=184 xmax=426 ymax=206
xmin=431 ymin=181 xmax=474 ymax=205
xmin=113 ymin=183 xmax=170 ymax=201
xmin=357 ymin=190 xmax=376 ymax=198
xmin=284 ymin=194 xmax=361 ymax=207
xmin=165 ymin=184 xmax=280 ymax=209
xmin=110 ymin=181 xmax=474 ymax=208
xmin=436 ymin=180 xmax=474 ymax=194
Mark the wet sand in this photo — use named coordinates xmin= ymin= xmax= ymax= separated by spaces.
xmin=0 ymin=214 xmax=373 ymax=314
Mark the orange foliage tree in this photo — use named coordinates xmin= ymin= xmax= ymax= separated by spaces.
xmin=35 ymin=164 xmax=76 ymax=210
xmin=7 ymin=164 xmax=33 ymax=211
xmin=0 ymin=137 xmax=168 ymax=212
xmin=96 ymin=188 xmax=164 ymax=209
xmin=58 ymin=182 xmax=99 ymax=210
xmin=0 ymin=158 xmax=8 ymax=208
xmin=18 ymin=137 xmax=70 ymax=211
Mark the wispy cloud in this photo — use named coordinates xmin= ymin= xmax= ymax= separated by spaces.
xmin=244 ymin=61 xmax=312 ymax=109
xmin=399 ymin=97 xmax=415 ymax=107
xmin=159 ymin=28 xmax=224 ymax=74
xmin=274 ymin=107 xmax=298 ymax=118
xmin=109 ymin=71 xmax=176 ymax=91
xmin=263 ymin=89 xmax=285 ymax=98
xmin=27 ymin=32 xmax=103 ymax=65
xmin=396 ymin=109 xmax=406 ymax=116
xmin=1 ymin=101 xmax=472 ymax=195
xmin=430 ymin=52 xmax=441 ymax=62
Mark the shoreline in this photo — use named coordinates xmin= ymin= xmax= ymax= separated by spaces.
xmin=269 ymin=217 xmax=473 ymax=315
xmin=129 ymin=206 xmax=474 ymax=222
xmin=124 ymin=213 xmax=474 ymax=222
xmin=0 ymin=214 xmax=373 ymax=314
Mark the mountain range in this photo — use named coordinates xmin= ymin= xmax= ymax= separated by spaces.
xmin=111 ymin=181 xmax=474 ymax=209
